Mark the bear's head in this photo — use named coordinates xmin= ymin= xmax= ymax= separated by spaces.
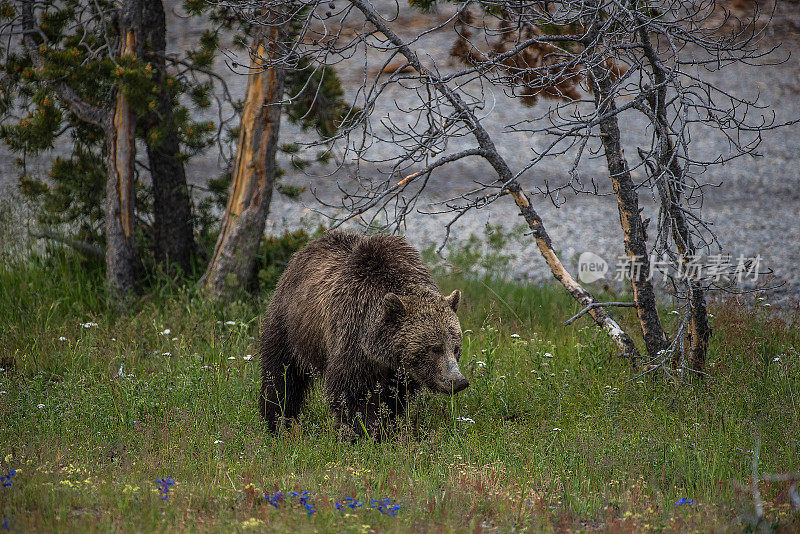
xmin=380 ymin=289 xmax=469 ymax=394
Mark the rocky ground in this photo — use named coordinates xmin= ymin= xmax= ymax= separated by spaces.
xmin=2 ymin=1 xmax=799 ymax=307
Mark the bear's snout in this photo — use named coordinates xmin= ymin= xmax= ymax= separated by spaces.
xmin=439 ymin=356 xmax=470 ymax=394
xmin=450 ymin=375 xmax=470 ymax=393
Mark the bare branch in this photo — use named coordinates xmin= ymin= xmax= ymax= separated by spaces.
xmin=564 ymin=302 xmax=636 ymax=326
xmin=31 ymin=230 xmax=105 ymax=259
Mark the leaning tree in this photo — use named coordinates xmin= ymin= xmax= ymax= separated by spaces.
xmin=224 ymin=0 xmax=787 ymax=376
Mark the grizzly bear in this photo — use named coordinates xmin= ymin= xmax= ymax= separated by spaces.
xmin=258 ymin=231 xmax=469 ymax=435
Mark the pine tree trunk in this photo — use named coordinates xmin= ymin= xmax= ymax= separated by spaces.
xmin=104 ymin=3 xmax=143 ymax=300
xmin=199 ymin=23 xmax=286 ymax=298
xmin=142 ymin=0 xmax=195 ymax=275
xmin=591 ymin=68 xmax=671 ymax=360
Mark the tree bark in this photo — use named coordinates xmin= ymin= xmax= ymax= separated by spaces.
xmin=590 ymin=67 xmax=670 ymax=360
xmin=104 ymin=0 xmax=143 ymax=300
xmin=634 ymin=20 xmax=711 ymax=372
xmin=142 ymin=0 xmax=195 ymax=275
xmin=199 ymin=22 xmax=286 ymax=298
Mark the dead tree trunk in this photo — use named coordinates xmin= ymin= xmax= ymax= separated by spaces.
xmin=634 ymin=21 xmax=711 ymax=372
xmin=142 ymin=0 xmax=196 ymax=275
xmin=199 ymin=22 xmax=286 ymax=298
xmin=104 ymin=0 xmax=144 ymax=300
xmin=349 ymin=0 xmax=639 ymax=360
xmin=590 ymin=67 xmax=670 ymax=360
xmin=505 ymin=184 xmax=640 ymax=358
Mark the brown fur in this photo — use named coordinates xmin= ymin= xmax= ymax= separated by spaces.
xmin=258 ymin=231 xmax=467 ymax=436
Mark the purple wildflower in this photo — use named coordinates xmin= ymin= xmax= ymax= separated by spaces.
xmin=155 ymin=477 xmax=175 ymax=500
xmin=676 ymin=497 xmax=694 ymax=506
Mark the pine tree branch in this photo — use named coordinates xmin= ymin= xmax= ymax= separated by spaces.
xmin=20 ymin=0 xmax=108 ymax=128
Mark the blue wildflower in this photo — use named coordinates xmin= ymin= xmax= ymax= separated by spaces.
xmin=1 ymin=470 xmax=17 ymax=488
xmin=291 ymin=490 xmax=309 ymax=505
xmin=344 ymin=497 xmax=364 ymax=509
xmin=304 ymin=503 xmax=316 ymax=516
xmin=334 ymin=501 xmax=343 ymax=510
xmin=265 ymin=492 xmax=284 ymax=508
xmin=676 ymin=497 xmax=694 ymax=506
xmin=2 ymin=516 xmax=8 ymax=531
xmin=371 ymin=497 xmax=401 ymax=516
xmin=155 ymin=477 xmax=175 ymax=500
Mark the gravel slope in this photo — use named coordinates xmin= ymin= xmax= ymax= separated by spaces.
xmin=2 ymin=1 xmax=799 ymax=306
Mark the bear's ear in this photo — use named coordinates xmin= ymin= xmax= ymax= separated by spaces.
xmin=382 ymin=292 xmax=406 ymax=320
xmin=445 ymin=289 xmax=461 ymax=312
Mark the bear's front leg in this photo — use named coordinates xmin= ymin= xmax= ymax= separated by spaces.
xmin=259 ymin=320 xmax=312 ymax=431
xmin=323 ymin=370 xmax=393 ymax=439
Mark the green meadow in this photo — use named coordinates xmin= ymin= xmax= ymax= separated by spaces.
xmin=1 ymin=241 xmax=798 ymax=532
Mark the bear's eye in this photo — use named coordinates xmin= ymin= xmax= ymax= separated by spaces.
xmin=431 ymin=345 xmax=444 ymax=355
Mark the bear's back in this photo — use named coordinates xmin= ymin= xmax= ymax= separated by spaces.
xmin=284 ymin=231 xmax=434 ymax=296
xmin=269 ymin=231 xmax=437 ymax=372
xmin=341 ymin=232 xmax=436 ymax=295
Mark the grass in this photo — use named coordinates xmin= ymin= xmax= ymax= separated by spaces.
xmin=1 ymin=245 xmax=799 ymax=532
